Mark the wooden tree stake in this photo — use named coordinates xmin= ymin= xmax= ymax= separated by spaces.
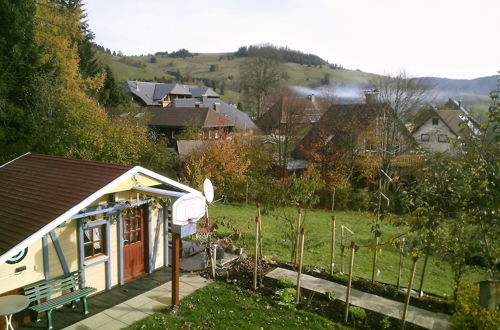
xmin=340 ymin=226 xmax=345 ymax=274
xmin=294 ymin=208 xmax=302 ymax=265
xmin=257 ymin=204 xmax=263 ymax=259
xmin=397 ymin=238 xmax=405 ymax=290
xmin=330 ymin=215 xmax=336 ymax=276
xmin=296 ymin=228 xmax=305 ymax=305
xmin=253 ymin=216 xmax=259 ymax=291
xmin=344 ymin=241 xmax=356 ymax=324
xmin=418 ymin=249 xmax=430 ymax=298
xmin=371 ymin=236 xmax=380 ymax=283
xmin=401 ymin=255 xmax=419 ymax=330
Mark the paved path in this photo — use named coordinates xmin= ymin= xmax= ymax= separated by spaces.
xmin=266 ymin=268 xmax=452 ymax=330
xmin=63 ymin=274 xmax=211 ymax=330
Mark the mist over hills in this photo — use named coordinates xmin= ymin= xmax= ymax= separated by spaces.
xmin=96 ymin=44 xmax=497 ymax=110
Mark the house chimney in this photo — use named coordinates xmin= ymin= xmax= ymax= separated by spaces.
xmin=308 ymin=94 xmax=315 ymax=102
xmin=213 ymin=102 xmax=220 ymax=112
xmin=365 ymin=89 xmax=379 ymax=104
xmin=135 ymin=80 xmax=139 ymax=91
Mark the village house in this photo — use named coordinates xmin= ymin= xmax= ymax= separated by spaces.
xmin=0 ymin=153 xmax=206 ymax=328
xmin=148 ymin=107 xmax=235 ymax=146
xmin=411 ymin=98 xmax=481 ymax=153
xmin=169 ymin=98 xmax=258 ymax=131
xmin=255 ymin=94 xmax=322 ymax=135
xmin=125 ymin=82 xmax=216 ymax=107
xmin=293 ymin=93 xmax=417 ymax=173
xmin=125 ymin=81 xmax=257 ymax=132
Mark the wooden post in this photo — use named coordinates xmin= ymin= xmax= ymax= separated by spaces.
xmin=172 ymin=233 xmax=181 ymax=306
xmin=371 ymin=236 xmax=380 ymax=283
xmin=397 ymin=238 xmax=405 ymax=290
xmin=294 ymin=208 xmax=302 ymax=265
xmin=211 ymin=243 xmax=217 ymax=279
xmin=401 ymin=255 xmax=419 ymax=330
xmin=418 ymin=249 xmax=430 ymax=298
xmin=344 ymin=241 xmax=356 ymax=324
xmin=340 ymin=226 xmax=344 ymax=274
xmin=330 ymin=215 xmax=336 ymax=276
xmin=253 ymin=216 xmax=259 ymax=291
xmin=331 ymin=187 xmax=336 ymax=212
xmin=257 ymin=204 xmax=263 ymax=258
xmin=245 ymin=181 xmax=249 ymax=206
xmin=296 ymin=228 xmax=305 ymax=304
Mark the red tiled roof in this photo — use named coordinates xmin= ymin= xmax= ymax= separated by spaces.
xmin=0 ymin=153 xmax=132 ymax=257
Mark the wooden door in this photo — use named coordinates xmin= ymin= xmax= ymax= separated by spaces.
xmin=123 ymin=206 xmax=147 ymax=281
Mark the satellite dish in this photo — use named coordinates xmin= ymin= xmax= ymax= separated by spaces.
xmin=203 ymin=178 xmax=214 ymax=203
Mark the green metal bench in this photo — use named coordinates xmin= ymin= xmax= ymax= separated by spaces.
xmin=24 ymin=270 xmax=97 ymax=330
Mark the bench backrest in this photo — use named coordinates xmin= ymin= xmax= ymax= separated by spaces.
xmin=24 ymin=270 xmax=84 ymax=302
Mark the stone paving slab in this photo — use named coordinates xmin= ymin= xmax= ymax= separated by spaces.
xmin=63 ymin=274 xmax=211 ymax=330
xmin=266 ymin=267 xmax=452 ymax=330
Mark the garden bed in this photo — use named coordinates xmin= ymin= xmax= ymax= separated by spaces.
xmin=201 ymin=255 xmax=451 ymax=329
xmin=276 ymin=261 xmax=454 ymax=315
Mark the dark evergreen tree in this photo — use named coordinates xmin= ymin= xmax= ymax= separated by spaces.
xmin=98 ymin=65 xmax=130 ymax=107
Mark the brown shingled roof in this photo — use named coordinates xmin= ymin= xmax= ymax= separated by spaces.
xmin=149 ymin=107 xmax=234 ymax=128
xmin=0 ymin=153 xmax=132 ymax=257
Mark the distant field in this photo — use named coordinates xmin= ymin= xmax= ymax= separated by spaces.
xmin=95 ymin=50 xmax=376 ymax=104
xmin=209 ymin=203 xmax=487 ymax=297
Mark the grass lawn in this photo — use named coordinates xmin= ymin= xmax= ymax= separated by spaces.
xmin=126 ymin=282 xmax=347 ymax=330
xmin=209 ymin=203 xmax=486 ymax=297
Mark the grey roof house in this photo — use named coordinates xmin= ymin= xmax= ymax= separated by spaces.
xmin=125 ymin=81 xmax=219 ymax=107
xmin=169 ymin=98 xmax=258 ymax=131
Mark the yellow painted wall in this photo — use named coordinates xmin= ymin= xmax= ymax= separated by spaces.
xmin=84 ymin=262 xmax=106 ymax=292
xmin=0 ymin=239 xmax=44 ymax=295
xmin=48 ymin=221 xmax=79 ymax=279
xmin=1 ymin=173 xmax=169 ymax=295
xmin=108 ymin=174 xmax=162 ymax=194
xmin=150 ymin=207 xmax=166 ymax=270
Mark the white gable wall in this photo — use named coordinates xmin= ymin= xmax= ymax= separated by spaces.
xmin=413 ymin=117 xmax=456 ymax=153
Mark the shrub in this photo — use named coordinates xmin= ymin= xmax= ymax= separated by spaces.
xmin=325 ymin=291 xmax=336 ymax=301
xmin=349 ymin=306 xmax=367 ymax=325
xmin=331 ymin=273 xmax=349 ymax=285
xmin=386 ymin=285 xmax=398 ymax=298
xmin=379 ymin=316 xmax=391 ymax=329
xmin=348 ymin=189 xmax=372 ymax=211
xmin=452 ymin=282 xmax=500 ymax=330
xmin=275 ymin=288 xmax=296 ymax=308
xmin=276 ymin=277 xmax=295 ymax=289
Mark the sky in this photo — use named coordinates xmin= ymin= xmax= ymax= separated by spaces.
xmin=84 ymin=0 xmax=499 ymax=79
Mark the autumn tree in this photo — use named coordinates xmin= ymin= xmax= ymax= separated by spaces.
xmin=403 ymin=75 xmax=500 ymax=296
xmin=239 ymin=54 xmax=286 ymax=118
xmin=0 ymin=1 xmax=171 ymax=171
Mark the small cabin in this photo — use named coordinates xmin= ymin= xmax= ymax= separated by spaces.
xmin=0 ymin=153 xmax=206 ymax=327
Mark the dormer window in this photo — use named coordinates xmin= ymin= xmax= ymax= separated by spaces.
xmin=432 ymin=118 xmax=439 ymax=125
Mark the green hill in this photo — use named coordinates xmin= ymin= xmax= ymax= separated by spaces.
xmin=95 ymin=47 xmax=496 ymax=121
xmin=95 ymin=50 xmax=376 ymax=104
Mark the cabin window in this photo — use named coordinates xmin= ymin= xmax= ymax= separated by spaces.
xmin=421 ymin=134 xmax=430 ymax=142
xmin=438 ymin=134 xmax=448 ymax=143
xmin=432 ymin=118 xmax=439 ymax=125
xmin=84 ymin=225 xmax=105 ymax=259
